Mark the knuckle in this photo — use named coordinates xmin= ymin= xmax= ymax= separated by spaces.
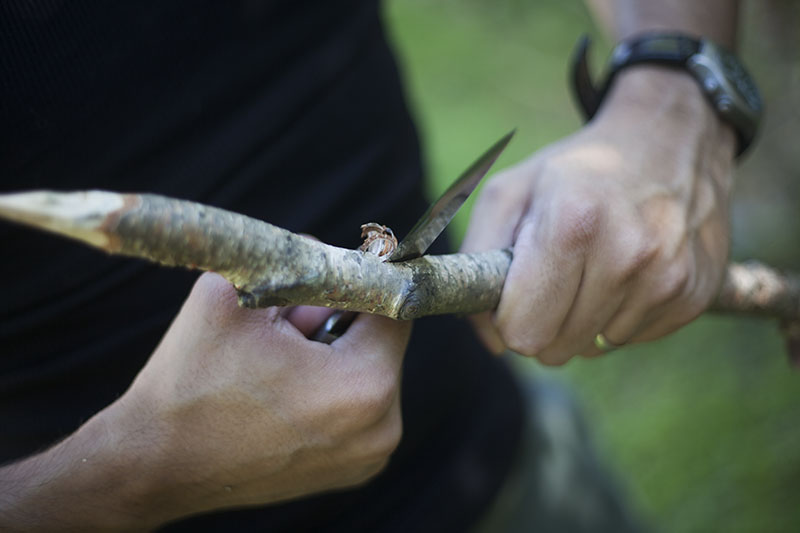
xmin=339 ymin=405 xmax=402 ymax=484
xmin=501 ymin=333 xmax=533 ymax=358
xmin=361 ymin=370 xmax=399 ymax=420
xmin=335 ymin=365 xmax=399 ymax=433
xmin=553 ymin=198 xmax=605 ymax=251
xmin=654 ymin=261 xmax=691 ymax=305
xmin=192 ymin=273 xmax=237 ymax=308
xmin=476 ymin=175 xmax=511 ymax=207
xmin=362 ymin=410 xmax=403 ymax=462
xmin=379 ymin=417 xmax=403 ymax=457
xmin=616 ymin=238 xmax=659 ymax=283
xmin=683 ymin=288 xmax=714 ymax=320
xmin=657 ymin=297 xmax=705 ymax=335
xmin=536 ymin=350 xmax=570 ymax=367
xmin=188 ymin=273 xmax=256 ymax=329
xmin=500 ymin=327 xmax=551 ymax=359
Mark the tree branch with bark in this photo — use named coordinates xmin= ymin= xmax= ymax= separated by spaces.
xmin=1 ymin=190 xmax=799 ymax=364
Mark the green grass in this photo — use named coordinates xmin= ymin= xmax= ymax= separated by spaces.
xmin=383 ymin=1 xmax=800 ymax=530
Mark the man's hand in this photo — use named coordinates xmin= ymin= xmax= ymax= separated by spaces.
xmin=1 ymin=273 xmax=411 ymax=530
xmin=461 ymin=68 xmax=736 ymax=364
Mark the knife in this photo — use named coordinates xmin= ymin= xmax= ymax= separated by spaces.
xmin=313 ymin=130 xmax=514 ymax=342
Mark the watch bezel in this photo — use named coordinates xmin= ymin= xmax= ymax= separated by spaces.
xmin=570 ymin=33 xmax=763 ymax=156
xmin=686 ymin=40 xmax=762 ymax=149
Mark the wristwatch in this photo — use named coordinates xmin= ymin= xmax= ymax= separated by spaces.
xmin=570 ymin=33 xmax=763 ymax=156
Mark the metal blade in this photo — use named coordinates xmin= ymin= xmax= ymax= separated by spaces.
xmin=387 ymin=130 xmax=514 ymax=263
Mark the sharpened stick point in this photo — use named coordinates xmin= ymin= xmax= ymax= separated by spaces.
xmin=0 ymin=190 xmax=125 ymax=249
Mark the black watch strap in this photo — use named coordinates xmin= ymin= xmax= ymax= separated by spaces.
xmin=571 ymin=34 xmax=700 ymax=120
xmin=570 ymin=33 xmax=760 ymax=156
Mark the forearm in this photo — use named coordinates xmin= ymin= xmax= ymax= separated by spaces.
xmin=585 ymin=0 xmax=739 ymax=46
xmin=0 ymin=406 xmax=171 ymax=531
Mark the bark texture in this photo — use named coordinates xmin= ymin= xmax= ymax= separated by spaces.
xmin=711 ymin=261 xmax=800 ymax=366
xmin=1 ymin=191 xmax=799 ymax=333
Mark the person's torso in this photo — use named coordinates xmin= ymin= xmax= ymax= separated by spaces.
xmin=0 ymin=2 xmax=523 ymax=530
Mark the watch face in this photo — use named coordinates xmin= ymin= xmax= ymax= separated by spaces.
xmin=712 ymin=45 xmax=763 ymax=112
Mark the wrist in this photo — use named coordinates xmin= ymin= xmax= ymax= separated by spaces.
xmin=0 ymin=399 xmax=198 ymax=531
xmin=571 ymin=32 xmax=761 ymax=157
xmin=597 ymin=66 xmax=737 ymax=163
xmin=92 ymin=396 xmax=208 ymax=528
xmin=1 ymin=411 xmax=154 ymax=531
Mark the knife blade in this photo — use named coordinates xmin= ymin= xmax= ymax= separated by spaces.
xmin=312 ymin=130 xmax=514 ymax=343
xmin=387 ymin=130 xmax=514 ymax=262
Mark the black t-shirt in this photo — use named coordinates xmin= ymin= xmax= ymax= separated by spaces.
xmin=0 ymin=1 xmax=524 ymax=530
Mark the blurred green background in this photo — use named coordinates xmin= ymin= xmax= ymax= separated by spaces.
xmin=383 ymin=0 xmax=800 ymax=531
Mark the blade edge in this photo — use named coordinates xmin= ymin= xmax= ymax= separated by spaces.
xmin=388 ymin=130 xmax=515 ymax=262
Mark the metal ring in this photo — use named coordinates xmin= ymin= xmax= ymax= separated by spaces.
xmin=311 ymin=310 xmax=358 ymax=344
xmin=593 ymin=333 xmax=620 ymax=353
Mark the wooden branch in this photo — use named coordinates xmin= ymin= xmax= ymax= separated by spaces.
xmin=2 ymin=191 xmax=800 ymax=351
xmin=0 ymin=191 xmax=509 ymax=319
xmin=711 ymin=262 xmax=800 ymax=322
